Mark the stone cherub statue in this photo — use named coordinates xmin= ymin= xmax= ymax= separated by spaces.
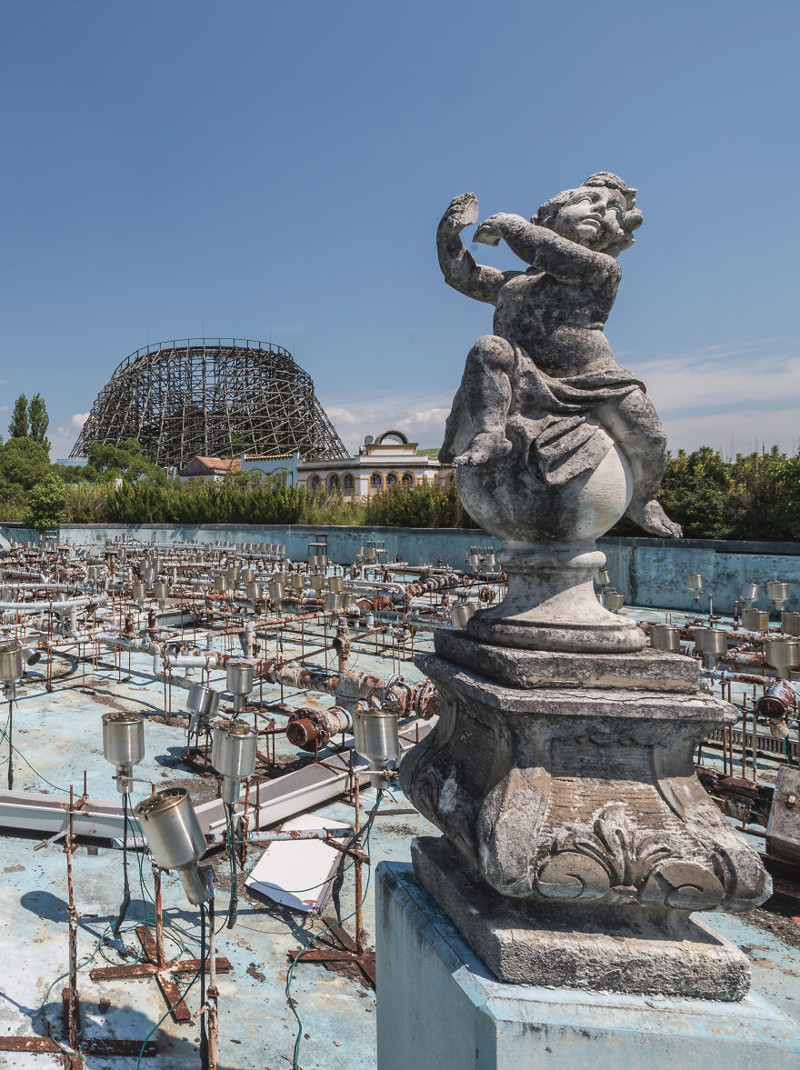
xmin=437 ymin=172 xmax=681 ymax=539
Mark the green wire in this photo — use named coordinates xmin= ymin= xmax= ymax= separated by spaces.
xmin=284 ymin=791 xmax=383 ymax=1070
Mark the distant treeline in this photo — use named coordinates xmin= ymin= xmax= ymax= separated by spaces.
xmin=1 ymin=435 xmax=800 ymax=539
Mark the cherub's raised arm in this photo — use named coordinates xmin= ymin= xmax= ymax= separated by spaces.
xmin=437 ymin=194 xmax=521 ymax=305
xmin=474 ymin=213 xmax=621 ymax=288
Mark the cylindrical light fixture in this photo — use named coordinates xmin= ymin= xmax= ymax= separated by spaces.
xmin=685 ymin=573 xmax=705 ymax=597
xmin=765 ymin=637 xmax=800 ymax=680
xmin=211 ymin=719 xmax=258 ymax=805
xmin=135 ymin=789 xmax=210 ymax=904
xmin=743 ymin=607 xmax=770 ymax=633
xmin=739 ymin=582 xmax=761 ymax=606
xmin=767 ymin=581 xmax=791 ymax=609
xmin=353 ymin=707 xmax=401 ymax=788
xmin=694 ymin=627 xmax=728 ymax=670
xmin=0 ymin=642 xmax=25 ymax=684
xmin=102 ymin=712 xmax=145 ymax=793
xmin=650 ymin=624 xmax=681 ymax=653
xmin=226 ymin=661 xmax=254 ymax=713
xmin=186 ymin=682 xmax=220 ymax=729
xmin=601 ymin=588 xmax=624 ymax=612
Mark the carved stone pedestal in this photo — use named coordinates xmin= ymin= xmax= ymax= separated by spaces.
xmin=399 ymin=631 xmax=771 ymax=999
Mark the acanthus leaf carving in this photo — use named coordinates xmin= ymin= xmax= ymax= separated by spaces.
xmin=535 ymin=802 xmax=728 ymax=908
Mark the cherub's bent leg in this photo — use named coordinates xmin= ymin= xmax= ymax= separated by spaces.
xmin=592 ymin=389 xmax=682 ymax=538
xmin=440 ymin=335 xmax=515 ymax=467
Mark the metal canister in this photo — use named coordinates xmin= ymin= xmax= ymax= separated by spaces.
xmin=765 ymin=637 xmax=800 ymax=679
xmin=739 ymin=582 xmax=761 ymax=603
xmin=0 ymin=642 xmax=24 ymax=683
xmin=353 ymin=708 xmax=400 ymax=766
xmin=212 ymin=719 xmax=258 ymax=805
xmin=742 ymin=608 xmax=769 ymax=633
xmin=102 ymin=711 xmax=145 ymax=767
xmin=186 ymin=682 xmax=220 ymax=722
xmin=650 ymin=624 xmax=681 ymax=653
xmin=601 ymin=589 xmax=624 ymax=612
xmin=767 ymin=581 xmax=791 ymax=603
xmin=226 ymin=661 xmax=254 ymax=697
xmin=694 ymin=627 xmax=728 ymax=660
xmin=135 ymin=789 xmax=209 ymax=904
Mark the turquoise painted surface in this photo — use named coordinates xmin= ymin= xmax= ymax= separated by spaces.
xmin=377 ymin=863 xmax=800 ymax=1070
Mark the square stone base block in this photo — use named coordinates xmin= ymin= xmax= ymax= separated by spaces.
xmin=412 ymin=836 xmax=750 ymax=999
xmin=376 ymin=861 xmax=800 ymax=1070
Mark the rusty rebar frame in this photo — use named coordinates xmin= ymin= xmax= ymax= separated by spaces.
xmin=71 ymin=338 xmax=348 ymax=469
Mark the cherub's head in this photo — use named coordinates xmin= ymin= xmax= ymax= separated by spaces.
xmin=532 ymin=172 xmax=643 ymax=257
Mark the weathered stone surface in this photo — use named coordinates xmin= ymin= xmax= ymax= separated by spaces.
xmin=401 ymin=650 xmax=771 ymax=917
xmin=435 ymin=630 xmax=700 ymax=691
xmin=766 ymin=766 xmax=800 ymax=864
xmin=435 ymin=174 xmax=681 ymax=651
xmin=412 ymin=837 xmax=751 ymax=998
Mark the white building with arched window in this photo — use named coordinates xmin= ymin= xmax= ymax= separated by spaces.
xmin=298 ymin=430 xmax=452 ymax=497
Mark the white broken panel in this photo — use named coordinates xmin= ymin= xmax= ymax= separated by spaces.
xmin=245 ymin=813 xmax=348 ymax=914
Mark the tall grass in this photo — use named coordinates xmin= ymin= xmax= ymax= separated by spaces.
xmin=54 ymin=476 xmax=477 ymax=529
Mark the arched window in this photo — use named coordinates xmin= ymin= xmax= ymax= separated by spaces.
xmin=402 ymin=472 xmax=414 ymax=486
xmin=342 ymin=473 xmax=355 ymax=493
xmin=328 ymin=473 xmax=339 ymax=492
xmin=386 ymin=472 xmax=398 ymax=487
xmin=370 ymin=473 xmax=383 ymax=491
xmin=309 ymin=474 xmax=321 ymax=491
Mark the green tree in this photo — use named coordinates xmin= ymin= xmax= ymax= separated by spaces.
xmin=8 ymin=395 xmax=29 ymax=439
xmin=0 ymin=437 xmax=50 ymax=490
xmin=23 ymin=474 xmax=69 ymax=531
xmin=86 ymin=439 xmax=166 ymax=484
xmin=29 ymin=393 xmax=51 ymax=452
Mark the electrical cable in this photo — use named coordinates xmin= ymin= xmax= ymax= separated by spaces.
xmin=225 ymin=802 xmax=239 ymax=929
xmin=284 ymin=789 xmax=384 ymax=1070
xmin=114 ymin=792 xmax=132 ymax=935
xmin=199 ymin=902 xmax=209 ymax=1070
xmin=7 ymin=694 xmax=13 ymax=790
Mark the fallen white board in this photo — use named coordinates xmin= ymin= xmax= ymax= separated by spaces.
xmin=245 ymin=814 xmax=348 ymax=913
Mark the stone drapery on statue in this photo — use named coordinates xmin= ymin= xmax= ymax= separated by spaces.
xmin=505 ymin=349 xmax=644 ymax=487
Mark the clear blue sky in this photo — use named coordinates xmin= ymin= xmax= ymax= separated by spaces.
xmin=1 ymin=0 xmax=798 ymax=459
